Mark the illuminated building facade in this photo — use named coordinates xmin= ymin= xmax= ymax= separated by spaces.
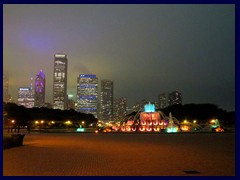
xmin=53 ymin=54 xmax=68 ymax=110
xmin=34 ymin=70 xmax=45 ymax=107
xmin=168 ymin=90 xmax=182 ymax=106
xmin=158 ymin=93 xmax=169 ymax=109
xmin=77 ymin=74 xmax=98 ymax=118
xmin=99 ymin=80 xmax=113 ymax=121
xmin=113 ymin=97 xmax=127 ymax=121
xmin=17 ymin=87 xmax=34 ymax=108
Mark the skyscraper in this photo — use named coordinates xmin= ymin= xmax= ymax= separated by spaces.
xmin=17 ymin=87 xmax=34 ymax=108
xmin=35 ymin=70 xmax=46 ymax=107
xmin=158 ymin=93 xmax=169 ymax=109
xmin=168 ymin=90 xmax=182 ymax=106
xmin=99 ymin=80 xmax=113 ymax=121
xmin=132 ymin=99 xmax=148 ymax=112
xmin=77 ymin=74 xmax=98 ymax=118
xmin=113 ymin=97 xmax=127 ymax=121
xmin=53 ymin=54 xmax=68 ymax=110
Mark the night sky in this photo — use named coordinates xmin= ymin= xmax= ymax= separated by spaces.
xmin=3 ymin=4 xmax=235 ymax=111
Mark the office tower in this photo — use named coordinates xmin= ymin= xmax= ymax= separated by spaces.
xmin=113 ymin=97 xmax=127 ymax=121
xmin=99 ymin=80 xmax=113 ymax=122
xmin=158 ymin=93 xmax=169 ymax=109
xmin=168 ymin=90 xmax=182 ymax=106
xmin=66 ymin=94 xmax=75 ymax=110
xmin=17 ymin=87 xmax=34 ymax=108
xmin=77 ymin=74 xmax=98 ymax=118
xmin=53 ymin=53 xmax=68 ymax=110
xmin=34 ymin=70 xmax=46 ymax=107
xmin=132 ymin=99 xmax=148 ymax=112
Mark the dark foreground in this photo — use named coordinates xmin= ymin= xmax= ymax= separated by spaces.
xmin=3 ymin=132 xmax=235 ymax=176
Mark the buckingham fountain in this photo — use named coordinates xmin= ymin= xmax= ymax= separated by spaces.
xmin=118 ymin=102 xmax=180 ymax=133
xmin=97 ymin=102 xmax=224 ymax=133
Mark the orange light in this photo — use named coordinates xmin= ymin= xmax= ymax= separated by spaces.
xmin=215 ymin=127 xmax=224 ymax=132
xmin=181 ymin=125 xmax=190 ymax=131
xmin=147 ymin=121 xmax=152 ymax=125
xmin=210 ymin=119 xmax=216 ymax=124
xmin=139 ymin=127 xmax=145 ymax=131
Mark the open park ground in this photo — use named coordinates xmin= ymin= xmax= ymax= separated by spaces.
xmin=3 ymin=132 xmax=235 ymax=176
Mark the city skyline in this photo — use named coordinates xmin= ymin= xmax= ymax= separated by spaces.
xmin=3 ymin=4 xmax=235 ymax=111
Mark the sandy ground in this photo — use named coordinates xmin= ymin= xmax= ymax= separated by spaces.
xmin=3 ymin=132 xmax=235 ymax=176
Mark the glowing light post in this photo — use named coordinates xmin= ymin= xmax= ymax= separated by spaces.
xmin=10 ymin=120 xmax=15 ymax=132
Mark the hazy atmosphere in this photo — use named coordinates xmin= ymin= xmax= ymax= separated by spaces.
xmin=3 ymin=4 xmax=235 ymax=111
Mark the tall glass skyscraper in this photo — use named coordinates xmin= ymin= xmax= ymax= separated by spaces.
xmin=53 ymin=54 xmax=68 ymax=110
xmin=99 ymin=80 xmax=113 ymax=121
xmin=17 ymin=87 xmax=34 ymax=108
xmin=35 ymin=70 xmax=46 ymax=107
xmin=77 ymin=74 xmax=98 ymax=118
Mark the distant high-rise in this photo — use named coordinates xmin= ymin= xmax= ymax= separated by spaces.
xmin=99 ymin=80 xmax=113 ymax=121
xmin=113 ymin=97 xmax=127 ymax=121
xmin=158 ymin=93 xmax=169 ymax=109
xmin=17 ymin=87 xmax=34 ymax=108
xmin=77 ymin=74 xmax=98 ymax=118
xmin=168 ymin=90 xmax=182 ymax=106
xmin=34 ymin=70 xmax=46 ymax=107
xmin=53 ymin=54 xmax=68 ymax=110
xmin=132 ymin=99 xmax=148 ymax=112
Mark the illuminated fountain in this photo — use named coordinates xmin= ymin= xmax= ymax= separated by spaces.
xmin=119 ymin=102 xmax=179 ymax=133
xmin=165 ymin=112 xmax=179 ymax=133
xmin=138 ymin=103 xmax=166 ymax=132
xmin=180 ymin=120 xmax=202 ymax=132
xmin=208 ymin=119 xmax=224 ymax=132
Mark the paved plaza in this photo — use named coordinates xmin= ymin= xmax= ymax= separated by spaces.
xmin=3 ymin=132 xmax=235 ymax=176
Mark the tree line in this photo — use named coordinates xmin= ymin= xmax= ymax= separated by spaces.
xmin=160 ymin=103 xmax=235 ymax=126
xmin=3 ymin=102 xmax=235 ymax=128
xmin=3 ymin=102 xmax=97 ymax=128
